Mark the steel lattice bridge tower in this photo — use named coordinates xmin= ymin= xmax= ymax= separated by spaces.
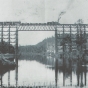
xmin=0 ymin=21 xmax=88 ymax=87
xmin=0 ymin=22 xmax=88 ymax=62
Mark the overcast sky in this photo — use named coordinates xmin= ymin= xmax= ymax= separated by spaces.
xmin=0 ymin=0 xmax=88 ymax=45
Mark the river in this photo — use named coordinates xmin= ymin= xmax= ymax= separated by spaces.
xmin=1 ymin=60 xmax=88 ymax=87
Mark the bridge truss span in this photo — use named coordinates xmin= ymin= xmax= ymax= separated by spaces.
xmin=17 ymin=23 xmax=88 ymax=31
xmin=18 ymin=24 xmax=56 ymax=31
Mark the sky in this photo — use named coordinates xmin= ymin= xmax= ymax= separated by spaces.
xmin=0 ymin=0 xmax=88 ymax=45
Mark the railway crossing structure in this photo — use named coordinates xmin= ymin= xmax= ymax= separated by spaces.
xmin=0 ymin=21 xmax=88 ymax=87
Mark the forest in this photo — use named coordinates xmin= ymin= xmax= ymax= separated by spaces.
xmin=19 ymin=36 xmax=55 ymax=58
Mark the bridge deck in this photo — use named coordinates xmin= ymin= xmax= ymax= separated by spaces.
xmin=0 ymin=22 xmax=88 ymax=31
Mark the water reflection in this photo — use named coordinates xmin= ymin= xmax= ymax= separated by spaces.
xmin=56 ymin=61 xmax=87 ymax=87
xmin=55 ymin=59 xmax=58 ymax=86
xmin=1 ymin=55 xmax=88 ymax=87
xmin=76 ymin=65 xmax=87 ymax=87
xmin=0 ymin=62 xmax=15 ymax=87
xmin=44 ymin=54 xmax=88 ymax=87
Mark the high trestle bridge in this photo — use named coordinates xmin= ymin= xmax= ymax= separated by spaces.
xmin=0 ymin=21 xmax=88 ymax=87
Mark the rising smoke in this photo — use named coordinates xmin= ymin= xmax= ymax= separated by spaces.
xmin=58 ymin=0 xmax=74 ymax=23
xmin=58 ymin=11 xmax=66 ymax=22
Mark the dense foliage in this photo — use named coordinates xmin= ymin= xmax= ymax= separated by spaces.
xmin=19 ymin=36 xmax=55 ymax=55
xmin=0 ymin=41 xmax=15 ymax=54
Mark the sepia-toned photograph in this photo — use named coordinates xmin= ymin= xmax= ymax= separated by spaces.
xmin=0 ymin=0 xmax=88 ymax=88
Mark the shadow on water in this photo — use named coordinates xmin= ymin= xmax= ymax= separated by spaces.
xmin=76 ymin=64 xmax=87 ymax=87
xmin=0 ymin=59 xmax=16 ymax=87
xmin=55 ymin=58 xmax=88 ymax=87
xmin=0 ymin=61 xmax=15 ymax=75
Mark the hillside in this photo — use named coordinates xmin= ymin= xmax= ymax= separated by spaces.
xmin=19 ymin=36 xmax=55 ymax=58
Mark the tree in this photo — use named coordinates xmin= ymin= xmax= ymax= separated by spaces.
xmin=0 ymin=41 xmax=15 ymax=54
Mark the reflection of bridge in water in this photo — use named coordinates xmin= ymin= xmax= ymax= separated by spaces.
xmin=0 ymin=22 xmax=88 ymax=87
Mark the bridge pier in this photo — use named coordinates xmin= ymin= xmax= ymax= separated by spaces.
xmin=62 ymin=25 xmax=65 ymax=86
xmin=0 ymin=24 xmax=3 ymax=88
xmin=70 ymin=25 xmax=72 ymax=86
xmin=8 ymin=24 xmax=11 ymax=88
xmin=15 ymin=27 xmax=18 ymax=88
xmin=55 ymin=27 xmax=58 ymax=87
xmin=1 ymin=24 xmax=3 ymax=53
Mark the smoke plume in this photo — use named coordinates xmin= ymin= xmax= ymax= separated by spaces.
xmin=58 ymin=0 xmax=74 ymax=23
xmin=58 ymin=11 xmax=66 ymax=22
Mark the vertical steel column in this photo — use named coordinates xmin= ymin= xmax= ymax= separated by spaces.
xmin=84 ymin=25 xmax=86 ymax=64
xmin=77 ymin=25 xmax=79 ymax=86
xmin=1 ymin=24 xmax=3 ymax=53
xmin=0 ymin=26 xmax=1 ymax=88
xmin=15 ymin=27 xmax=18 ymax=88
xmin=55 ymin=26 xmax=58 ymax=87
xmin=15 ymin=28 xmax=18 ymax=65
xmin=80 ymin=25 xmax=83 ymax=87
xmin=84 ymin=25 xmax=86 ymax=86
xmin=63 ymin=25 xmax=65 ymax=86
xmin=8 ymin=25 xmax=10 ymax=87
xmin=70 ymin=25 xmax=72 ymax=86
xmin=0 ymin=23 xmax=3 ymax=88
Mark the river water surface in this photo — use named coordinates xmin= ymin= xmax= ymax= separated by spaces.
xmin=2 ymin=60 xmax=88 ymax=87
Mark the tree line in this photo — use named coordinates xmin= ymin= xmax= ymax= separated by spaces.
xmin=19 ymin=36 xmax=55 ymax=56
